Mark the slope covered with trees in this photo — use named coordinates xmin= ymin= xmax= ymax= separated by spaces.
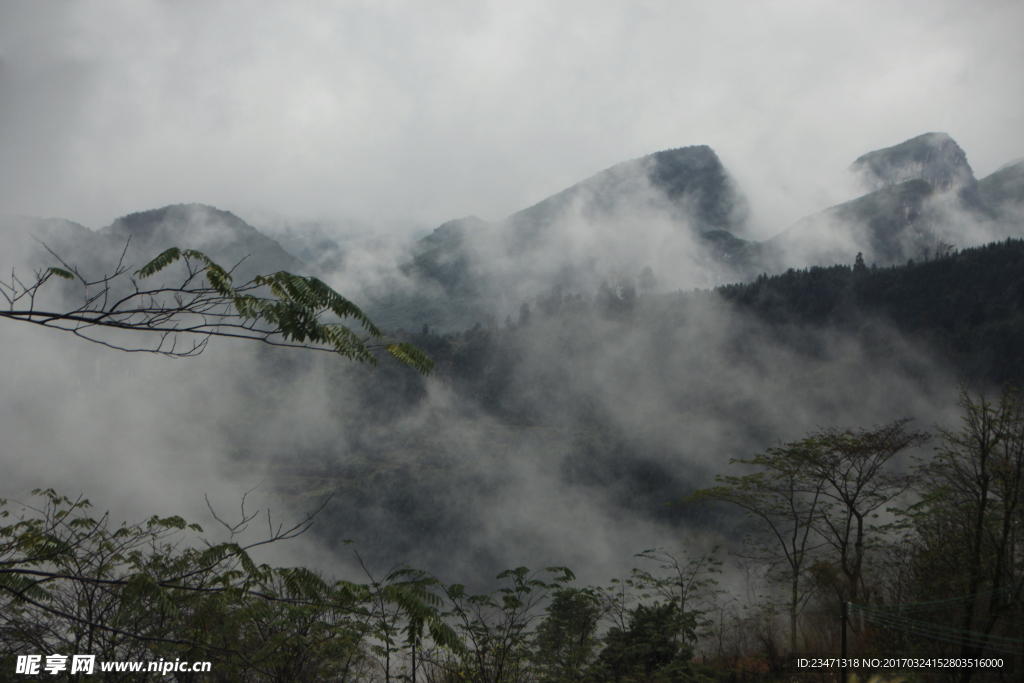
xmin=718 ymin=239 xmax=1024 ymax=387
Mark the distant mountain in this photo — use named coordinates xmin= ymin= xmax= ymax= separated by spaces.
xmin=0 ymin=205 xmax=307 ymax=330
xmin=503 ymin=145 xmax=748 ymax=252
xmin=978 ymin=159 xmax=1024 ymax=219
xmin=0 ymin=214 xmax=100 ymax=268
xmin=1 ymin=204 xmax=302 ymax=282
xmin=378 ymin=146 xmax=751 ymax=329
xmin=375 ymin=134 xmax=1024 ymax=330
xmin=401 ymin=216 xmax=492 ymax=296
xmin=765 ymin=178 xmax=939 ymax=269
xmin=757 ymin=133 xmax=1020 ymax=271
xmin=101 ymin=204 xmax=301 ymax=279
xmin=6 ymin=135 xmax=1023 ymax=336
xmin=417 ymin=216 xmax=491 ymax=249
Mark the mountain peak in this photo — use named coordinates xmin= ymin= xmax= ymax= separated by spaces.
xmin=105 ymin=203 xmax=254 ymax=238
xmin=101 ymin=203 xmax=301 ymax=277
xmin=850 ymin=132 xmax=976 ymax=193
xmin=644 ymin=145 xmax=748 ymax=231
xmin=505 ymin=144 xmax=748 ymax=250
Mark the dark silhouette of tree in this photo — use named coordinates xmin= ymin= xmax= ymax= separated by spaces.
xmin=518 ymin=302 xmax=531 ymax=328
xmin=638 ymin=266 xmax=657 ymax=294
xmin=531 ymin=588 xmax=601 ymax=683
xmin=690 ymin=442 xmax=828 ymax=653
xmin=913 ymin=387 xmax=1024 ymax=681
xmin=798 ymin=420 xmax=929 ymax=608
xmin=854 ymin=252 xmax=867 ymax=274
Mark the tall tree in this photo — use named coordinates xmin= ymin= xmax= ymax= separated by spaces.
xmin=531 ymin=588 xmax=601 ymax=683
xmin=797 ymin=420 xmax=929 ymax=608
xmin=440 ymin=567 xmax=575 ymax=683
xmin=913 ymin=387 xmax=1024 ymax=682
xmin=626 ymin=546 xmax=723 ymax=642
xmin=689 ymin=442 xmax=829 ymax=653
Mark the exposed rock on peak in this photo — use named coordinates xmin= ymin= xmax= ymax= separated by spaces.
xmin=506 ymin=145 xmax=748 ymax=250
xmin=645 ymin=145 xmax=749 ymax=231
xmin=850 ymin=132 xmax=977 ymax=193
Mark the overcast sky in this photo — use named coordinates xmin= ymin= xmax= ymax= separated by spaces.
xmin=2 ymin=0 xmax=1022 ymax=238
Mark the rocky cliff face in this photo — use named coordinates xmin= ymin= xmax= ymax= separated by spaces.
xmin=504 ymin=145 xmax=749 ymax=252
xmin=850 ymin=132 xmax=977 ymax=193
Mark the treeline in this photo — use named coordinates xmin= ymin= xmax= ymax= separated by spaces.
xmin=718 ymin=238 xmax=1024 ymax=386
xmin=4 ymin=385 xmax=1024 ymax=682
xmin=381 ymin=238 xmax=1024 ymax=417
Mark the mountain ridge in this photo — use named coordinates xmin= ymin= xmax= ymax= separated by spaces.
xmin=5 ymin=133 xmax=1024 ymax=334
xmin=101 ymin=203 xmax=301 ymax=279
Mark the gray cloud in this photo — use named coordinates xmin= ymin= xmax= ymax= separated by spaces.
xmin=2 ymin=0 xmax=1022 ymax=236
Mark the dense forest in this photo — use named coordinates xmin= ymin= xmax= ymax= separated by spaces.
xmin=410 ymin=237 xmax=1024 ymax=403
xmin=719 ymin=239 xmax=1024 ymax=387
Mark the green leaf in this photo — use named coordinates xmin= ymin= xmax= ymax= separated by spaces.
xmin=46 ymin=267 xmax=74 ymax=280
xmin=386 ymin=342 xmax=435 ymax=375
xmin=135 ymin=248 xmax=184 ymax=278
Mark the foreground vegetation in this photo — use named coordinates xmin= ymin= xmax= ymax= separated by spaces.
xmin=3 ymin=385 xmax=1022 ymax=683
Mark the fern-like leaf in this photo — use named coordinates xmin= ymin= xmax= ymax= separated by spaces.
xmin=46 ymin=267 xmax=75 ymax=280
xmin=135 ymin=248 xmax=184 ymax=278
xmin=386 ymin=342 xmax=435 ymax=375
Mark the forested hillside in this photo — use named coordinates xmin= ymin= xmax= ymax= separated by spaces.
xmin=719 ymin=239 xmax=1024 ymax=386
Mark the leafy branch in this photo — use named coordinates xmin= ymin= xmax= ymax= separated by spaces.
xmin=0 ymin=244 xmax=433 ymax=373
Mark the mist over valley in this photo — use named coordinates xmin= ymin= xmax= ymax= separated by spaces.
xmin=4 ymin=3 xmax=1024 ymax=677
xmin=4 ymin=132 xmax=1023 ymax=588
